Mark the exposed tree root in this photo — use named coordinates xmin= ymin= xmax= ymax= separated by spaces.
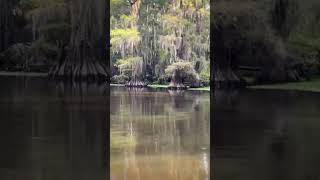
xmin=168 ymin=81 xmax=188 ymax=90
xmin=214 ymin=68 xmax=244 ymax=89
xmin=125 ymin=80 xmax=147 ymax=88
xmin=49 ymin=58 xmax=109 ymax=82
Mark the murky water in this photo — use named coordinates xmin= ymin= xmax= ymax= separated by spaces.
xmin=213 ymin=89 xmax=320 ymax=180
xmin=110 ymin=86 xmax=210 ymax=180
xmin=2 ymin=76 xmax=320 ymax=180
xmin=0 ymin=76 xmax=109 ymax=180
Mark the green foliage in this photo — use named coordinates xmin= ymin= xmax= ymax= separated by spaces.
xmin=14 ymin=0 xmax=69 ymax=66
xmin=110 ymin=0 xmax=130 ymax=17
xmin=0 ymin=43 xmax=31 ymax=67
xmin=120 ymin=15 xmax=136 ymax=28
xmin=165 ymin=61 xmax=199 ymax=82
xmin=287 ymin=1 xmax=320 ymax=61
xmin=161 ymin=14 xmax=187 ymax=32
xmin=289 ymin=35 xmax=320 ymax=59
xmin=111 ymin=28 xmax=140 ymax=46
xmin=111 ymin=0 xmax=210 ymax=84
xmin=111 ymin=74 xmax=130 ymax=84
xmin=116 ymin=56 xmax=143 ymax=77
xmin=199 ymin=61 xmax=210 ymax=84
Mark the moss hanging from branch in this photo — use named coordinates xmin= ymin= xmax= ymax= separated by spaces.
xmin=111 ymin=28 xmax=140 ymax=57
xmin=111 ymin=0 xmax=210 ymax=87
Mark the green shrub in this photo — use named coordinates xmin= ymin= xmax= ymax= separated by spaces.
xmin=111 ymin=75 xmax=129 ymax=84
xmin=165 ymin=61 xmax=199 ymax=83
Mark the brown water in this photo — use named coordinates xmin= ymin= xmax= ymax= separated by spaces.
xmin=0 ymin=76 xmax=109 ymax=180
xmin=110 ymin=86 xmax=210 ymax=180
xmin=213 ymin=89 xmax=320 ymax=180
xmin=2 ymin=76 xmax=320 ymax=180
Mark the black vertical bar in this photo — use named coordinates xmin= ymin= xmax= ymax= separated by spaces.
xmin=104 ymin=0 xmax=110 ymax=179
xmin=210 ymin=0 xmax=214 ymax=179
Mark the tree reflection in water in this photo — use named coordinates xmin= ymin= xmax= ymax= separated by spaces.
xmin=0 ymin=77 xmax=109 ymax=180
xmin=111 ymin=87 xmax=210 ymax=180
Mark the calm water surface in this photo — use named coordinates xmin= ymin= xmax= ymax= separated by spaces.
xmin=0 ymin=76 xmax=109 ymax=180
xmin=213 ymin=89 xmax=320 ymax=180
xmin=110 ymin=86 xmax=210 ymax=180
xmin=1 ymin=76 xmax=320 ymax=180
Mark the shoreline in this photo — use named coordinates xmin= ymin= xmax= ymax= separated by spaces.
xmin=111 ymin=83 xmax=211 ymax=92
xmin=0 ymin=71 xmax=48 ymax=77
xmin=248 ymin=76 xmax=320 ymax=93
xmin=1 ymin=71 xmax=318 ymax=93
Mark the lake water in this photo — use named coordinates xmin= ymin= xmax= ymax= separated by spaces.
xmin=0 ymin=76 xmax=109 ymax=180
xmin=213 ymin=89 xmax=320 ymax=180
xmin=1 ymin=76 xmax=320 ymax=180
xmin=110 ymin=86 xmax=210 ymax=180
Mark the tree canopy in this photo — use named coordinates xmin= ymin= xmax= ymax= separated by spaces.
xmin=111 ymin=0 xmax=210 ymax=87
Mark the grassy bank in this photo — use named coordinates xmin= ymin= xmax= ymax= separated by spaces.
xmin=249 ymin=76 xmax=320 ymax=93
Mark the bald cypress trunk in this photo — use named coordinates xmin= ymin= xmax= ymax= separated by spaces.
xmin=49 ymin=0 xmax=109 ymax=81
xmin=168 ymin=70 xmax=186 ymax=89
xmin=0 ymin=0 xmax=17 ymax=52
xmin=212 ymin=16 xmax=241 ymax=89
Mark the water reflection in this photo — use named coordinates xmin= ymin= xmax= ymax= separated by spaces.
xmin=0 ymin=76 xmax=109 ymax=180
xmin=110 ymin=87 xmax=210 ymax=180
xmin=213 ymin=89 xmax=320 ymax=180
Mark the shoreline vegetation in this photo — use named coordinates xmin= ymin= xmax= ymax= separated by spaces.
xmin=2 ymin=0 xmax=319 ymax=90
xmin=111 ymin=83 xmax=211 ymax=91
xmin=110 ymin=0 xmax=210 ymax=89
xmin=0 ymin=71 xmax=319 ymax=93
xmin=249 ymin=76 xmax=320 ymax=93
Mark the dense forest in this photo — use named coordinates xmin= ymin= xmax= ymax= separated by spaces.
xmin=212 ymin=0 xmax=320 ymax=88
xmin=0 ymin=0 xmax=109 ymax=81
xmin=110 ymin=0 xmax=210 ymax=88
xmin=1 ymin=0 xmax=319 ymax=88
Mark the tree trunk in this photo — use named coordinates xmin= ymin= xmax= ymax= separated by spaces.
xmin=49 ymin=0 xmax=109 ymax=81
xmin=125 ymin=80 xmax=147 ymax=87
xmin=125 ymin=74 xmax=147 ymax=88
xmin=168 ymin=70 xmax=187 ymax=89
xmin=212 ymin=18 xmax=241 ymax=89
xmin=0 ymin=0 xmax=17 ymax=53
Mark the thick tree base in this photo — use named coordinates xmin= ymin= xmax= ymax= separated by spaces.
xmin=48 ymin=60 xmax=109 ymax=82
xmin=213 ymin=69 xmax=245 ymax=89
